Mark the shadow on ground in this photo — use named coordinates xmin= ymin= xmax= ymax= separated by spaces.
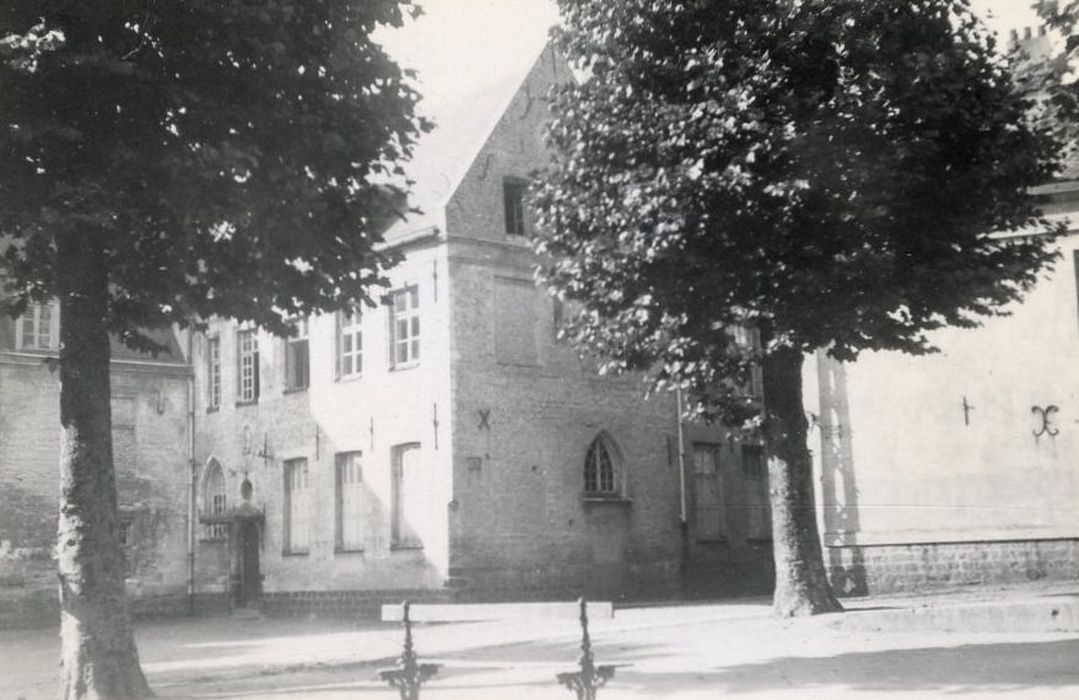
xmin=155 ymin=637 xmax=1079 ymax=698
xmin=614 ymin=638 xmax=1079 ymax=696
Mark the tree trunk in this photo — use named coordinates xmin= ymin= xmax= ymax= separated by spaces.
xmin=56 ymin=230 xmax=153 ymax=699
xmin=762 ymin=346 xmax=842 ymax=617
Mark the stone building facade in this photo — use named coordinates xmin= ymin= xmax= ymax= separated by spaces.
xmin=0 ymin=308 xmax=192 ymax=628
xmin=5 ymin=41 xmax=1076 ymax=627
xmin=188 ymin=45 xmax=775 ymax=617
xmin=807 ymin=183 xmax=1079 ymax=595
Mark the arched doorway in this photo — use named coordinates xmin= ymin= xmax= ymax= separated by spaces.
xmin=200 ymin=460 xmax=263 ymax=610
xmin=233 ymin=477 xmax=262 ymax=609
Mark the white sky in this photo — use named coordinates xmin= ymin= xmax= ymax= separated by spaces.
xmin=970 ymin=0 xmax=1042 ymax=37
xmin=376 ymin=0 xmax=560 ymax=120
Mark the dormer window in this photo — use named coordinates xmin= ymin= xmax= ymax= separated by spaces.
xmin=503 ymin=178 xmax=528 ymax=236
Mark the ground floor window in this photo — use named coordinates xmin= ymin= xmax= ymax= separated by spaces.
xmin=335 ymin=451 xmax=364 ymax=551
xmin=741 ymin=444 xmax=772 ymax=540
xmin=203 ymin=460 xmax=228 ymax=541
xmin=584 ymin=433 xmax=621 ymax=496
xmin=391 ymin=443 xmax=422 ymax=547
xmin=283 ymin=458 xmax=310 ymax=554
xmin=693 ymin=443 xmax=724 ymax=541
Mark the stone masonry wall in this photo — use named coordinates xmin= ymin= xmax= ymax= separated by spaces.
xmin=0 ymin=349 xmax=192 ymax=628
xmin=192 ymin=239 xmax=454 ymax=606
xmin=809 ymin=228 xmax=1079 ymax=597
xmin=443 ymin=47 xmax=774 ymax=602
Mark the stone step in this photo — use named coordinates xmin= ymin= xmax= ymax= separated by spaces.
xmin=827 ymin=593 xmax=1079 ymax=633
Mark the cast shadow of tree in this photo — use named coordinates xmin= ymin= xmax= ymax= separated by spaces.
xmin=613 ymin=638 xmax=1079 ymax=696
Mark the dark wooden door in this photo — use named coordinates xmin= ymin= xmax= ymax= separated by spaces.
xmin=238 ymin=521 xmax=261 ymax=606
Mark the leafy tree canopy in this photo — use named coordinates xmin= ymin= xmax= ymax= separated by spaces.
xmin=535 ymin=0 xmax=1063 ymax=421
xmin=1028 ymin=1 xmax=1079 ymax=161
xmin=0 ymin=0 xmax=428 ymax=350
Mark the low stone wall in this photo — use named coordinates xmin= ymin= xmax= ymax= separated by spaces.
xmin=0 ymin=587 xmax=58 ymax=629
xmin=827 ymin=538 xmax=1079 ymax=597
xmin=0 ymin=590 xmax=231 ymax=629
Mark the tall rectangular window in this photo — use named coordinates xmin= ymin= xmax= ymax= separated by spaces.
xmin=16 ymin=302 xmax=58 ymax=351
xmin=336 ymin=308 xmax=362 ymax=379
xmin=391 ymin=443 xmax=422 ymax=547
xmin=503 ymin=178 xmax=527 ymax=236
xmin=236 ymin=329 xmax=259 ymax=403
xmin=692 ymin=443 xmax=724 ymax=541
xmin=741 ymin=444 xmax=772 ymax=540
xmin=204 ymin=461 xmax=227 ymax=540
xmin=283 ymin=458 xmax=310 ymax=554
xmin=206 ymin=336 xmax=221 ymax=410
xmin=335 ymin=451 xmax=364 ymax=551
xmin=390 ymin=286 xmax=420 ymax=367
xmin=284 ymin=319 xmax=309 ymax=391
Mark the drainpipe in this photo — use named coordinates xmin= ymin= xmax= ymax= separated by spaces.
xmin=187 ymin=329 xmax=197 ymax=616
xmin=676 ymin=388 xmax=689 ymax=594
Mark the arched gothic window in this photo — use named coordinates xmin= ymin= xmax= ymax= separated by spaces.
xmin=203 ymin=459 xmax=228 ymax=540
xmin=584 ymin=434 xmax=620 ymax=495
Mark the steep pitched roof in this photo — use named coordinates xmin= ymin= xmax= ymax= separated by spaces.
xmin=382 ymin=43 xmax=553 ymax=242
xmin=0 ymin=313 xmax=186 ymax=365
xmin=109 ymin=327 xmax=186 ymax=364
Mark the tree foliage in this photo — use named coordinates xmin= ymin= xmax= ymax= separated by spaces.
xmin=535 ymin=0 xmax=1064 ymax=616
xmin=0 ymin=0 xmax=428 ymax=342
xmin=1030 ymin=1 xmax=1079 ymax=163
xmin=535 ymin=0 xmax=1063 ymax=421
xmin=1 ymin=1 xmax=428 ymax=695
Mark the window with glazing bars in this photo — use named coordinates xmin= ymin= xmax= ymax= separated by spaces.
xmin=236 ymin=329 xmax=259 ymax=403
xmin=584 ymin=436 xmax=617 ymax=494
xmin=16 ymin=302 xmax=56 ymax=350
xmin=206 ymin=336 xmax=221 ymax=409
xmin=389 ymin=286 xmax=420 ymax=367
xmin=204 ymin=461 xmax=227 ymax=540
xmin=283 ymin=458 xmax=310 ymax=554
xmin=337 ymin=309 xmax=362 ymax=378
xmin=693 ymin=443 xmax=724 ymax=541
xmin=335 ymin=451 xmax=364 ymax=551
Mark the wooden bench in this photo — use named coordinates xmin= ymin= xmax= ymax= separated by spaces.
xmin=380 ymin=599 xmax=614 ymax=623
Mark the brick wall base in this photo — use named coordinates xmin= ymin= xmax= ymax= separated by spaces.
xmin=259 ymin=589 xmax=456 ymax=619
xmin=450 ymin=548 xmax=775 ymax=603
xmin=827 ymin=538 xmax=1079 ymax=596
xmin=132 ymin=592 xmax=232 ymax=619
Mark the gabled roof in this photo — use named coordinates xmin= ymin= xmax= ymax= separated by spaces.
xmin=381 ymin=43 xmax=555 ymax=242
